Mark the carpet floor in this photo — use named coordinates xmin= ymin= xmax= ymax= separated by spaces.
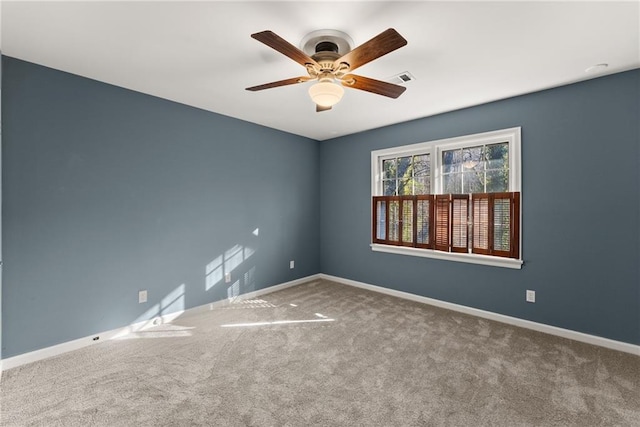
xmin=1 ymin=279 xmax=639 ymax=426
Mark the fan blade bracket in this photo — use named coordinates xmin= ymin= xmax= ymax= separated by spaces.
xmin=341 ymin=77 xmax=356 ymax=86
xmin=306 ymin=64 xmax=320 ymax=78
xmin=333 ymin=62 xmax=351 ymax=78
xmin=316 ymin=104 xmax=332 ymax=112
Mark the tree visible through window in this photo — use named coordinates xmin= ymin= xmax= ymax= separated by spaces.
xmin=382 ymin=154 xmax=431 ymax=196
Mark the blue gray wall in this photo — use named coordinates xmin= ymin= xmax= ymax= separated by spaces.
xmin=320 ymin=70 xmax=640 ymax=345
xmin=1 ymin=57 xmax=320 ymax=358
xmin=2 ymin=56 xmax=638 ymax=359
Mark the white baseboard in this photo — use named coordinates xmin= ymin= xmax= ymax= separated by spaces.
xmin=3 ymin=271 xmax=636 ymax=374
xmin=0 ymin=274 xmax=321 ymax=373
xmin=319 ymin=273 xmax=640 ymax=356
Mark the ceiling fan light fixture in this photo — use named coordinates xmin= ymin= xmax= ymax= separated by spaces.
xmin=308 ymin=80 xmax=344 ymax=107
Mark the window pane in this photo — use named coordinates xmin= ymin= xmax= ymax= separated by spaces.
xmin=382 ymin=159 xmax=396 ymax=179
xmin=413 ymin=154 xmax=430 ymax=177
xmin=486 ymin=170 xmax=508 ymax=192
xmin=376 ymin=200 xmax=386 ymax=240
xmin=384 ymin=179 xmax=397 ymax=196
xmin=462 ymin=146 xmax=483 ymax=170
xmin=397 ymin=156 xmax=411 ymax=180
xmin=463 ymin=171 xmax=484 ymax=194
xmin=416 ymin=199 xmax=430 ymax=244
xmin=493 ymin=198 xmax=511 ymax=251
xmin=486 ymin=143 xmax=509 ymax=170
xmin=389 ymin=200 xmax=400 ymax=242
xmin=443 ymin=174 xmax=461 ymax=193
xmin=383 ymin=159 xmax=396 ymax=180
xmin=442 ymin=149 xmax=462 ymax=173
xmin=398 ymin=178 xmax=412 ymax=195
xmin=414 ymin=176 xmax=431 ymax=195
xmin=402 ymin=201 xmax=414 ymax=243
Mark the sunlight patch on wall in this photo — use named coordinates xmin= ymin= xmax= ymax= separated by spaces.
xmin=225 ymin=245 xmax=244 ymax=273
xmin=162 ymin=283 xmax=185 ymax=314
xmin=205 ymin=255 xmax=223 ymax=291
xmin=205 ymin=239 xmax=256 ymax=291
xmin=227 ymin=280 xmax=240 ymax=300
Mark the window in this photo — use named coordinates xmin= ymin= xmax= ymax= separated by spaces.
xmin=371 ymin=127 xmax=522 ymax=269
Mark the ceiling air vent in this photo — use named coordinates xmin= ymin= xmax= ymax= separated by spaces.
xmin=388 ymin=71 xmax=415 ymax=85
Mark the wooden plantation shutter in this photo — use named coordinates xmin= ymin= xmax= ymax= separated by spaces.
xmin=471 ymin=192 xmax=520 ymax=258
xmin=434 ymin=195 xmax=450 ymax=251
xmin=416 ymin=195 xmax=434 ymax=249
xmin=451 ymin=195 xmax=469 ymax=253
xmin=372 ymin=196 xmax=418 ymax=247
xmin=471 ymin=194 xmax=491 ymax=255
xmin=492 ymin=192 xmax=520 ymax=259
xmin=373 ymin=192 xmax=520 ymax=259
xmin=400 ymin=196 xmax=416 ymax=247
xmin=372 ymin=197 xmax=387 ymax=244
xmin=388 ymin=197 xmax=401 ymax=244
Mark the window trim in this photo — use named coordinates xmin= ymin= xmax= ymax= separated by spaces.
xmin=371 ymin=127 xmax=522 ymax=269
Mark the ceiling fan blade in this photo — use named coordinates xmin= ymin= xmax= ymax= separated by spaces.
xmin=341 ymin=74 xmax=407 ymax=99
xmin=252 ymin=31 xmax=320 ymax=68
xmin=316 ymin=104 xmax=332 ymax=112
xmin=334 ymin=28 xmax=407 ymax=72
xmin=246 ymin=76 xmax=311 ymax=91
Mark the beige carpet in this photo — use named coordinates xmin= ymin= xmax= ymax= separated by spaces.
xmin=1 ymin=279 xmax=639 ymax=426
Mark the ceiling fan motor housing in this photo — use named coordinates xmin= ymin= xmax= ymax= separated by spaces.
xmin=315 ymin=41 xmax=339 ymax=54
xmin=300 ymin=29 xmax=354 ymax=56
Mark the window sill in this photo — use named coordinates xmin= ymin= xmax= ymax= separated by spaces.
xmin=370 ymin=244 xmax=523 ymax=269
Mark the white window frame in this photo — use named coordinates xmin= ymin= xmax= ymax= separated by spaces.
xmin=371 ymin=127 xmax=522 ymax=269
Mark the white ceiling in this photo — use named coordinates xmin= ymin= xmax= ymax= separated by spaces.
xmin=1 ymin=1 xmax=639 ymax=141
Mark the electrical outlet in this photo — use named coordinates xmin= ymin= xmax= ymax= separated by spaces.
xmin=290 ymin=260 xmax=295 ymax=269
xmin=225 ymin=272 xmax=231 ymax=283
xmin=526 ymin=290 xmax=536 ymax=303
xmin=138 ymin=290 xmax=148 ymax=304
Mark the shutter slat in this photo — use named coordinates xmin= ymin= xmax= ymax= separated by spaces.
xmin=416 ymin=195 xmax=434 ymax=249
xmin=400 ymin=197 xmax=415 ymax=247
xmin=472 ymin=194 xmax=491 ymax=255
xmin=388 ymin=198 xmax=400 ymax=243
xmin=435 ymin=195 xmax=450 ymax=251
xmin=451 ymin=194 xmax=469 ymax=253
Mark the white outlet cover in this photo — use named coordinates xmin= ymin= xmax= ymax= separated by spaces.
xmin=224 ymin=273 xmax=231 ymax=283
xmin=526 ymin=290 xmax=536 ymax=303
xmin=290 ymin=260 xmax=295 ymax=269
xmin=138 ymin=290 xmax=148 ymax=304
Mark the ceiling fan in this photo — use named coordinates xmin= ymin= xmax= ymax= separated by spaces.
xmin=246 ymin=28 xmax=408 ymax=112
